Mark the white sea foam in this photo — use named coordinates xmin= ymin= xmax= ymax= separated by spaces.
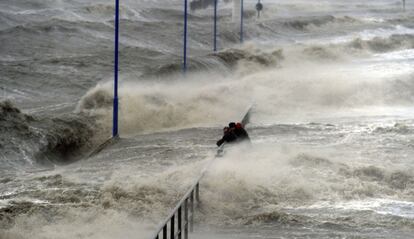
xmin=305 ymin=198 xmax=414 ymax=219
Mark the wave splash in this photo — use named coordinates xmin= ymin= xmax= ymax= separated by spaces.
xmin=0 ymin=100 xmax=102 ymax=169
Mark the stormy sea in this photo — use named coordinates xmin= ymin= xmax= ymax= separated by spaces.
xmin=1 ymin=0 xmax=414 ymax=238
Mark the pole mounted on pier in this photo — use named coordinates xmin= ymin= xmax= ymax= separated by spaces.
xmin=214 ymin=0 xmax=218 ymax=52
xmin=256 ymin=0 xmax=263 ymax=18
xmin=240 ymin=0 xmax=244 ymax=43
xmin=113 ymin=0 xmax=120 ymax=138
xmin=183 ymin=0 xmax=188 ymax=73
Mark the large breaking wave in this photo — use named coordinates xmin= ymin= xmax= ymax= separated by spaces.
xmin=0 ymin=101 xmax=104 ymax=170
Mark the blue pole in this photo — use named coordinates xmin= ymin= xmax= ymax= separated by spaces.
xmin=113 ymin=0 xmax=119 ymax=138
xmin=240 ymin=0 xmax=244 ymax=43
xmin=214 ymin=0 xmax=218 ymax=52
xmin=183 ymin=0 xmax=188 ymax=73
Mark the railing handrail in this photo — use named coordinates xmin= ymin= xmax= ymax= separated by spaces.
xmin=149 ymin=153 xmax=219 ymax=239
xmin=149 ymin=105 xmax=252 ymax=239
xmin=149 ymin=177 xmax=198 ymax=238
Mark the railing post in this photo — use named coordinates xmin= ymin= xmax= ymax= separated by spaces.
xmin=195 ymin=183 xmax=200 ymax=204
xmin=163 ymin=225 xmax=167 ymax=239
xmin=178 ymin=206 xmax=182 ymax=239
xmin=184 ymin=198 xmax=189 ymax=239
xmin=190 ymin=191 xmax=194 ymax=232
xmin=171 ymin=214 xmax=175 ymax=239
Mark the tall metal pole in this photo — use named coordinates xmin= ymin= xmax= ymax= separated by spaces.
xmin=214 ymin=0 xmax=218 ymax=52
xmin=240 ymin=0 xmax=244 ymax=43
xmin=183 ymin=0 xmax=188 ymax=73
xmin=403 ymin=0 xmax=406 ymax=11
xmin=113 ymin=0 xmax=119 ymax=138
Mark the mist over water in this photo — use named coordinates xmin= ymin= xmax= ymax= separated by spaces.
xmin=1 ymin=0 xmax=414 ymax=238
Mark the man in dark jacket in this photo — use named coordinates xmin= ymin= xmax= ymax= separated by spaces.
xmin=234 ymin=122 xmax=250 ymax=141
xmin=216 ymin=126 xmax=237 ymax=146
xmin=228 ymin=122 xmax=250 ymax=141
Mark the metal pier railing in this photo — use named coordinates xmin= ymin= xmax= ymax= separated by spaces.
xmin=149 ymin=143 xmax=225 ymax=239
xmin=149 ymin=173 xmax=203 ymax=239
xmin=149 ymin=106 xmax=252 ymax=239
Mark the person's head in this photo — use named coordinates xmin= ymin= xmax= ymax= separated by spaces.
xmin=229 ymin=122 xmax=236 ymax=128
xmin=236 ymin=122 xmax=243 ymax=129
